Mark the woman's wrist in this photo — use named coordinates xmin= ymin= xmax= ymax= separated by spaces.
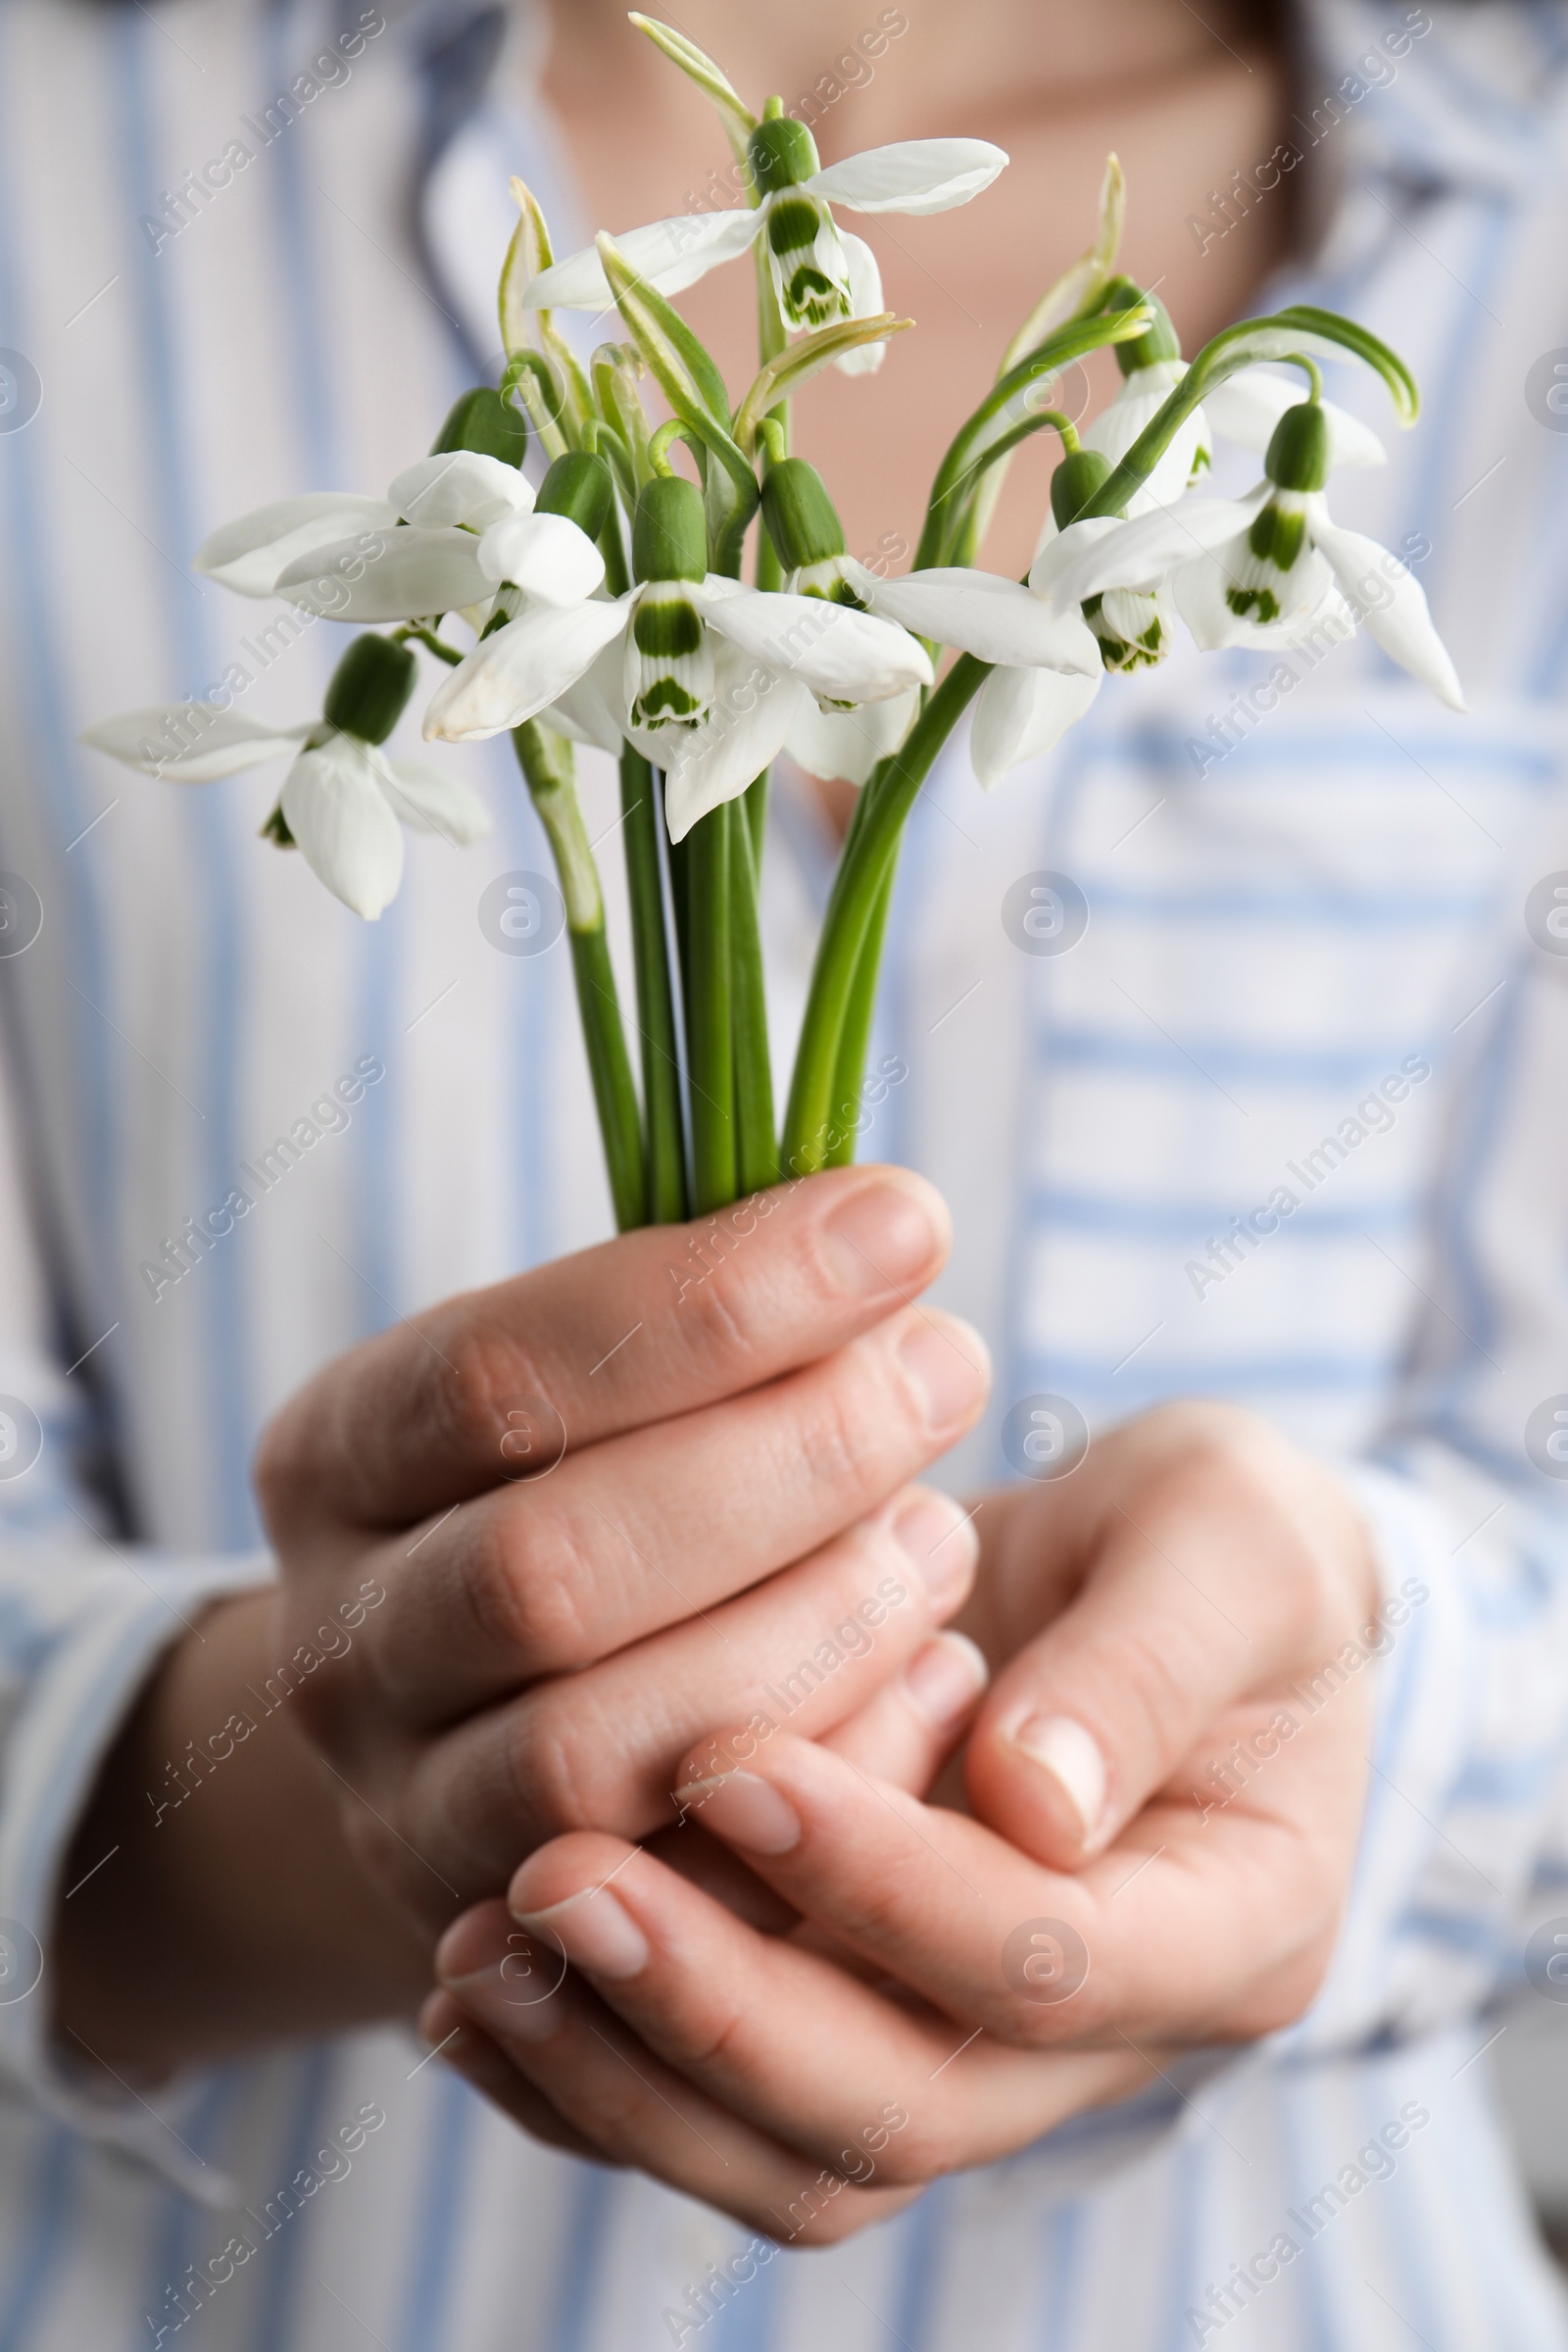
xmin=52 ymin=1588 xmax=432 ymax=2079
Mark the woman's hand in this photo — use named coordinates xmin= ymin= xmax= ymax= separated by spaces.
xmin=54 ymin=1167 xmax=989 ymax=2069
xmin=423 ymin=1402 xmax=1383 ymax=2241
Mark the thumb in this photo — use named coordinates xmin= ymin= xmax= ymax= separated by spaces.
xmin=962 ymin=1442 xmax=1367 ymax=1868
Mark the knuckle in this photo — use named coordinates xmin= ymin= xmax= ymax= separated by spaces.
xmin=674 ymin=1250 xmax=769 ymax=1382
xmin=505 ymin=1688 xmax=595 ymax=1840
xmin=443 ymin=1318 xmax=549 ymax=1473
xmin=455 ymin=1507 xmax=592 ymax=1679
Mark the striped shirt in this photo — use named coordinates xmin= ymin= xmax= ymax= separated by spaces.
xmin=2 ymin=0 xmax=1568 ymax=2343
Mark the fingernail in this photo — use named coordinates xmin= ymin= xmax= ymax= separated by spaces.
xmin=898 ymin=1315 xmax=989 ymax=1434
xmin=903 ymin=1632 xmax=989 ymax=1731
xmin=892 ymin=1490 xmax=978 ymax=1611
xmin=511 ymin=1886 xmax=649 ymax=1982
xmin=437 ymin=1912 xmax=566 ymax=2037
xmin=821 ymin=1177 xmax=944 ymax=1297
xmin=1009 ymin=1714 xmax=1107 ymax=1844
xmin=670 ymin=1771 xmax=801 ymax=1855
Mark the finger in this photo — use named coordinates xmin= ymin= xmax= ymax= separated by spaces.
xmin=433 ymin=1901 xmax=916 ymax=2244
xmin=360 ymin=1303 xmax=989 ymax=1721
xmin=475 ymin=1842 xmax=1150 ymax=2184
xmin=416 ymin=1987 xmax=609 ymax=2164
xmin=965 ymin=1424 xmax=1371 ymax=1866
xmin=821 ymin=1631 xmax=990 ymax=1790
xmin=389 ymin=1491 xmax=980 ymax=1902
xmin=259 ymin=1165 xmax=952 ymax=1536
xmin=667 ymin=1725 xmax=1361 ymax=2045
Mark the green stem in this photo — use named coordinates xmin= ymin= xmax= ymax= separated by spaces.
xmin=783 ymin=657 xmax=988 ymax=1175
xmin=512 ymin=721 xmax=645 ymax=1231
xmin=743 ymin=764 xmax=769 ymax=874
xmin=619 ymin=746 xmax=688 ymax=1222
xmin=822 ymin=857 xmax=895 ymax=1168
xmin=686 ymin=802 xmax=736 ymax=1211
xmin=729 ymin=800 xmax=777 ymax=1193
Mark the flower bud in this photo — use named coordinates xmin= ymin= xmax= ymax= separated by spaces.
xmin=1050 ymin=446 xmax=1114 ymax=530
xmin=1263 ymin=398 xmax=1330 ymax=492
xmin=761 ymin=458 xmax=846 ymax=572
xmin=746 ymin=115 xmax=820 ymax=197
xmin=322 ymin=633 xmax=418 ymax=744
xmin=429 ymin=385 xmax=529 ymax=468
xmin=536 ymin=450 xmax=614 ymax=541
xmin=632 ymin=475 xmax=708 ymax=585
xmin=1102 ymin=276 xmax=1182 ymax=376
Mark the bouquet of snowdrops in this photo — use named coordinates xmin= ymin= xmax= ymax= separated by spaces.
xmin=87 ymin=15 xmax=1461 ymax=1232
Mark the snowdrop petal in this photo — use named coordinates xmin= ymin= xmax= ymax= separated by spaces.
xmin=193 ymin=494 xmax=398 ymax=597
xmin=703 ymin=585 xmax=931 ymax=703
xmin=659 ymin=647 xmax=809 ymax=843
xmin=785 ymin=688 xmax=918 ymax=786
xmin=1311 ymin=519 xmax=1465 ymax=710
xmin=548 ymin=642 xmax=629 ymax=755
xmin=1040 ymin=495 xmax=1260 ymax=605
xmin=859 ymin=565 xmax=1101 ymax=673
xmin=389 ymin=452 xmax=534 ymax=531
xmin=524 ymin=208 xmax=762 ymax=309
xmin=1169 ymin=544 xmax=1251 ymax=651
xmin=81 ymin=707 xmax=310 ymax=782
xmin=1202 ymin=373 xmax=1387 ymax=468
xmin=375 ymin=754 xmax=493 ymax=843
xmin=970 ymin=663 xmax=1101 ymax=787
xmin=277 ymin=528 xmax=492 ymax=621
xmin=280 ymin=736 xmax=406 ymax=919
xmin=805 ymin=139 xmax=1007 ymax=217
xmin=1083 ymin=366 xmax=1208 ymax=513
xmin=423 ymin=596 xmax=630 ymax=742
xmin=478 ymin=512 xmax=607 ymax=603
xmin=832 ymin=234 xmax=889 ymax=375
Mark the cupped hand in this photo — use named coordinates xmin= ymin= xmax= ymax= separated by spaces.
xmin=422 ymin=1401 xmax=1383 ymax=2240
xmin=254 ymin=1165 xmax=990 ymax=1931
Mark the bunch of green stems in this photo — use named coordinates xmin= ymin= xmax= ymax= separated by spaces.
xmin=493 ymin=171 xmax=1411 ymax=1229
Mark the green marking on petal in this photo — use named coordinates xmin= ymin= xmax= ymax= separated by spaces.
xmin=633 ymin=594 xmax=705 ymax=659
xmin=1247 ymin=501 xmax=1307 ymax=572
xmin=633 ymin=678 xmax=703 ymax=725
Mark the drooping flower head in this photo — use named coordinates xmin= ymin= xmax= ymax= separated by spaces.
xmin=1036 ymin=393 xmax=1464 ymax=710
xmin=83 ymin=634 xmax=490 ymax=918
xmin=522 ymin=119 xmax=1006 ymax=376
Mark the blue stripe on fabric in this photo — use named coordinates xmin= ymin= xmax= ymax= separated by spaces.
xmin=115 ymin=10 xmax=255 ymax=1549
xmin=1155 ymin=2136 xmax=1207 ymax=2352
xmin=1093 ymin=722 xmax=1555 ymax=785
xmin=254 ymin=0 xmax=405 ymax=1343
xmin=1034 ymin=1027 xmax=1433 ymax=1090
xmin=883 ymin=2179 xmax=953 ymax=2352
xmin=247 ymin=2050 xmax=337 ymax=2352
xmin=1363 ymin=2061 xmax=1453 ymax=2352
xmin=1276 ymin=2076 xmax=1339 ymax=2352
xmin=705 ymin=2234 xmax=781 ymax=2352
xmin=1031 ymin=2199 xmax=1083 ymax=2352
xmin=0 ymin=13 xmax=123 ymax=1476
xmin=1447 ymin=1750 xmax=1562 ymax=1807
xmin=1022 ymin=1186 xmax=1417 ymax=1240
xmin=0 ymin=2129 xmax=76 ymax=2352
xmin=1396 ymin=1907 xmax=1504 ymax=1960
xmin=1010 ymin=1349 xmax=1394 ymax=1398
xmin=1076 ymin=881 xmax=1489 ymax=927
xmin=543 ymin=2164 xmax=616 ymax=2352
xmin=131 ymin=2070 xmax=241 ymax=2352
xmin=394 ymin=2069 xmax=479 ymax=2352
